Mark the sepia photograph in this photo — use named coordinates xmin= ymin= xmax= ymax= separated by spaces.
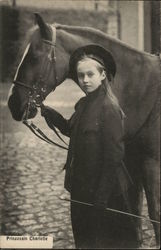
xmin=0 ymin=0 xmax=160 ymax=249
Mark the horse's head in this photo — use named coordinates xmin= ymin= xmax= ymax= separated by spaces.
xmin=8 ymin=13 xmax=69 ymax=121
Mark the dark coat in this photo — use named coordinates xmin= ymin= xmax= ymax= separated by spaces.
xmin=43 ymin=84 xmax=133 ymax=207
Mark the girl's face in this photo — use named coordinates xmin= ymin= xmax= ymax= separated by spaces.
xmin=77 ymin=58 xmax=106 ymax=94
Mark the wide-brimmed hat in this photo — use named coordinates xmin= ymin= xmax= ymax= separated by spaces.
xmin=68 ymin=44 xmax=116 ymax=82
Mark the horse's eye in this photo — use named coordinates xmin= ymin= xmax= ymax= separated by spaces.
xmin=30 ymin=46 xmax=41 ymax=60
xmin=27 ymin=50 xmax=40 ymax=63
xmin=31 ymin=43 xmax=41 ymax=53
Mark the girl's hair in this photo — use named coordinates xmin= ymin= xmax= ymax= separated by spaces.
xmin=103 ymin=77 xmax=126 ymax=119
xmin=77 ymin=56 xmax=126 ymax=119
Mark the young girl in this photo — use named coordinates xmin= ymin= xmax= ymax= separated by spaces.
xmin=41 ymin=45 xmax=137 ymax=249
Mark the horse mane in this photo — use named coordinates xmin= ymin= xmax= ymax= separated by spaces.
xmin=52 ymin=23 xmax=158 ymax=58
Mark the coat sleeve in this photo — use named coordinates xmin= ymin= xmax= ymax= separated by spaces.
xmin=42 ymin=106 xmax=71 ymax=137
xmin=94 ymin=104 xmax=125 ymax=208
xmin=41 ymin=98 xmax=84 ymax=137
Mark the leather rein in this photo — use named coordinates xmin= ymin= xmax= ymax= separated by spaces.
xmin=13 ymin=25 xmax=68 ymax=150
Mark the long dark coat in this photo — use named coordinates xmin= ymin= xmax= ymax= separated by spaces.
xmin=43 ymin=84 xmax=141 ymax=248
xmin=44 ymin=84 xmax=132 ymax=206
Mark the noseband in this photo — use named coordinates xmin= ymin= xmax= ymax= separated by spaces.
xmin=13 ymin=25 xmax=68 ymax=150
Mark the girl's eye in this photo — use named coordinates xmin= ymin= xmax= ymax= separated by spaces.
xmin=87 ymin=72 xmax=94 ymax=77
xmin=77 ymin=72 xmax=95 ymax=79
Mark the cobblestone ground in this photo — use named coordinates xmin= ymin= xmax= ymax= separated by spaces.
xmin=0 ymin=129 xmax=158 ymax=249
xmin=0 ymin=129 xmax=75 ymax=249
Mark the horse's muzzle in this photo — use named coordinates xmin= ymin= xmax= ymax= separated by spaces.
xmin=8 ymin=94 xmax=38 ymax=121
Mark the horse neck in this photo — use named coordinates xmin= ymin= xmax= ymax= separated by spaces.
xmin=56 ymin=24 xmax=156 ymax=62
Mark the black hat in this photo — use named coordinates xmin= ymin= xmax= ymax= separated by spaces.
xmin=68 ymin=44 xmax=116 ymax=82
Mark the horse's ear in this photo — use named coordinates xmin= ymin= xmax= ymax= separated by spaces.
xmin=34 ymin=13 xmax=51 ymax=39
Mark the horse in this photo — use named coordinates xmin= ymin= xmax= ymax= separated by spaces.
xmin=8 ymin=13 xmax=160 ymax=247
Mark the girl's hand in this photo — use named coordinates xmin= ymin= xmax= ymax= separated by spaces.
xmin=40 ymin=105 xmax=60 ymax=128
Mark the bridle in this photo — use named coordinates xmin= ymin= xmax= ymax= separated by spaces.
xmin=13 ymin=24 xmax=68 ymax=150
